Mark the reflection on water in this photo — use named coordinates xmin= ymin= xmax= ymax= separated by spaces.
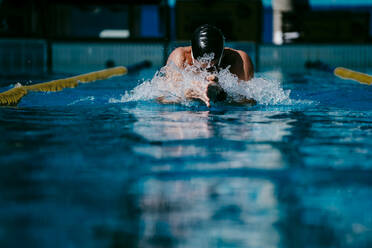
xmin=132 ymin=110 xmax=212 ymax=141
xmin=130 ymin=108 xmax=292 ymax=170
xmin=0 ymin=70 xmax=371 ymax=247
xmin=136 ymin=177 xmax=279 ymax=247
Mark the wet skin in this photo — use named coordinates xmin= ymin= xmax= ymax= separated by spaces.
xmin=161 ymin=46 xmax=256 ymax=107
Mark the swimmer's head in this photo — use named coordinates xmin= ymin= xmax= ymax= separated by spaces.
xmin=191 ymin=24 xmax=225 ymax=68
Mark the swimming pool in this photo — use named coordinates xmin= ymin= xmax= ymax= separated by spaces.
xmin=0 ymin=67 xmax=371 ymax=247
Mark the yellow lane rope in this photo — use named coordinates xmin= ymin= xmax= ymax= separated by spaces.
xmin=0 ymin=66 xmax=127 ymax=106
xmin=334 ymin=67 xmax=372 ymax=85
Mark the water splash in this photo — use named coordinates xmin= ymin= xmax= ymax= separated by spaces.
xmin=110 ymin=54 xmax=293 ymax=106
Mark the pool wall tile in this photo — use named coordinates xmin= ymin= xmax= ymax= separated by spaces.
xmin=52 ymin=42 xmax=164 ymax=74
xmin=0 ymin=39 xmax=47 ymax=76
xmin=259 ymin=44 xmax=372 ymax=71
xmin=1 ymin=38 xmax=372 ymax=75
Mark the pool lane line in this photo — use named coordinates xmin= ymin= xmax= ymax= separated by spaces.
xmin=0 ymin=60 xmax=153 ymax=106
xmin=305 ymin=60 xmax=372 ymax=86
xmin=0 ymin=66 xmax=128 ymax=106
xmin=334 ymin=67 xmax=372 ymax=86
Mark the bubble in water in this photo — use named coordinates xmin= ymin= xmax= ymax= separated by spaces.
xmin=110 ymin=54 xmax=293 ymax=106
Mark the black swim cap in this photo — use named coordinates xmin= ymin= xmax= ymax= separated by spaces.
xmin=191 ymin=24 xmax=225 ymax=64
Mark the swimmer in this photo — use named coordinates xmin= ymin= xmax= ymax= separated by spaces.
xmin=158 ymin=24 xmax=256 ymax=107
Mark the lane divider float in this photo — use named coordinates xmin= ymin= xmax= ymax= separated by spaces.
xmin=334 ymin=67 xmax=372 ymax=86
xmin=0 ymin=60 xmax=152 ymax=106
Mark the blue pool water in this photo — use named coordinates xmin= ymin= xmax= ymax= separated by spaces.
xmin=0 ymin=68 xmax=371 ymax=247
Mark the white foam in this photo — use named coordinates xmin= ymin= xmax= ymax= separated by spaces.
xmin=110 ymin=54 xmax=293 ymax=106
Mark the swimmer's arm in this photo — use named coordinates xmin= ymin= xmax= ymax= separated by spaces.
xmin=166 ymin=47 xmax=186 ymax=69
xmin=162 ymin=48 xmax=188 ymax=83
xmin=156 ymin=96 xmax=180 ymax=105
xmin=237 ymin=50 xmax=254 ymax=81
xmin=156 ymin=83 xmax=219 ymax=107
xmin=157 ymin=76 xmax=223 ymax=108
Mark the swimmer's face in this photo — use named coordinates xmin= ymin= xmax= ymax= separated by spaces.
xmin=202 ymin=59 xmax=218 ymax=73
xmin=191 ymin=52 xmax=220 ymax=72
xmin=206 ymin=63 xmax=218 ymax=73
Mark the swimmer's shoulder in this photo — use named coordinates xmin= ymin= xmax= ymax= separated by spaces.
xmin=167 ymin=46 xmax=192 ymax=67
xmin=171 ymin=46 xmax=191 ymax=54
xmin=224 ymin=47 xmax=249 ymax=60
xmin=223 ymin=47 xmax=254 ymax=80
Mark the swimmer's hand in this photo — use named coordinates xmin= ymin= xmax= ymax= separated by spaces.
xmin=206 ymin=75 xmax=227 ymax=103
xmin=207 ymin=76 xmax=257 ymax=106
xmin=208 ymin=76 xmax=256 ymax=106
xmin=185 ymin=75 xmax=227 ymax=107
xmin=185 ymin=88 xmax=210 ymax=107
xmin=206 ymin=75 xmax=218 ymax=83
